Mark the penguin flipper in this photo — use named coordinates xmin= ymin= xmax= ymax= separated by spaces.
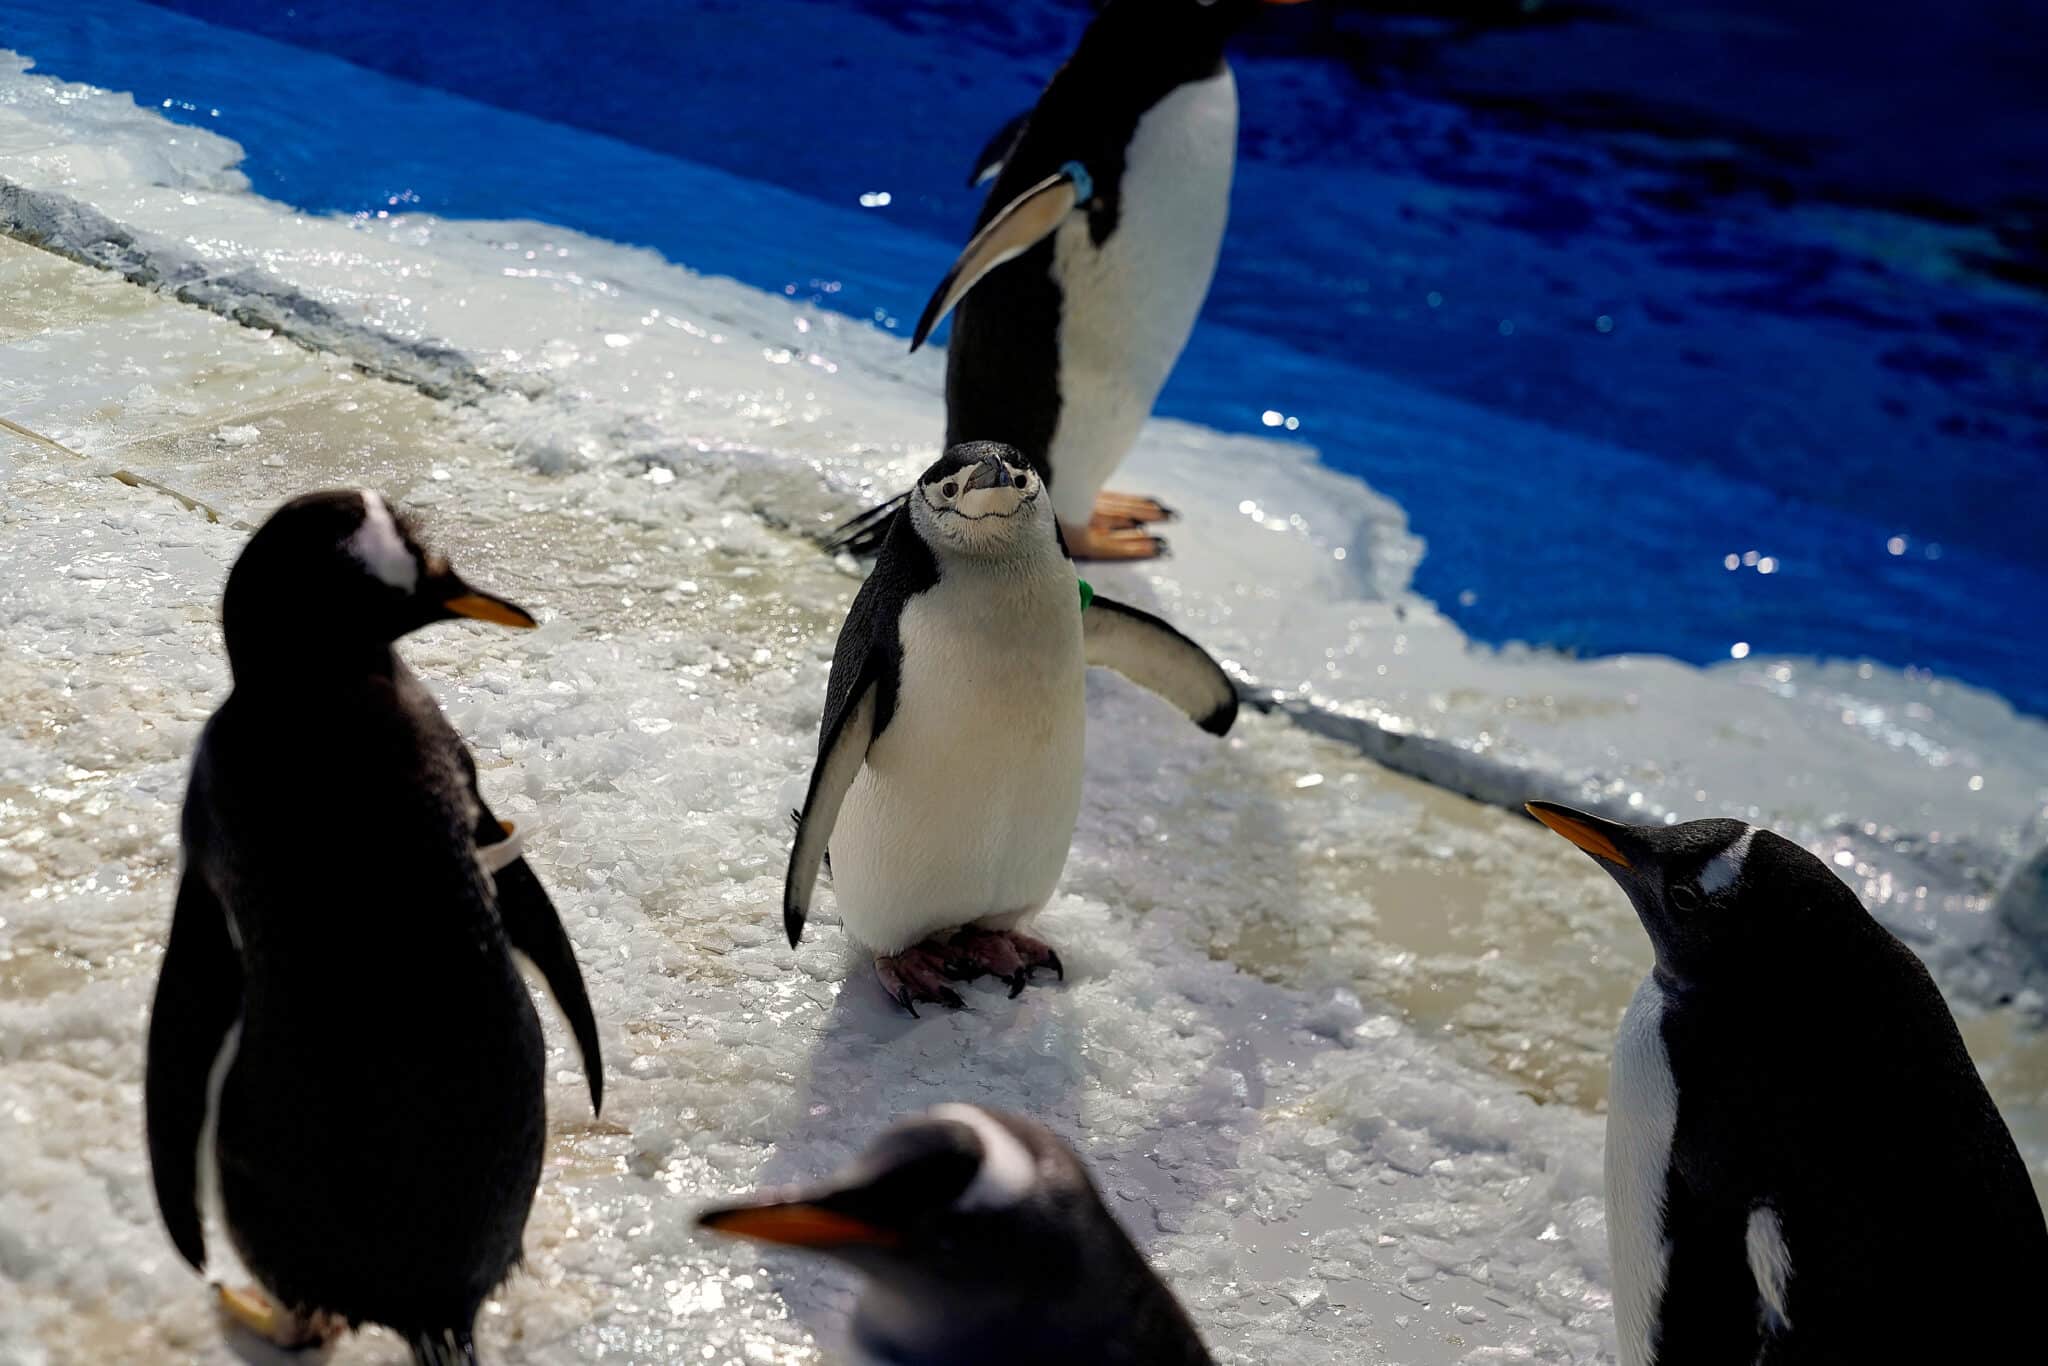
xmin=145 ymin=867 xmax=244 ymax=1273
xmin=1084 ymin=596 xmax=1239 ymax=736
xmin=824 ymin=491 xmax=909 ymax=559
xmin=474 ymin=805 xmax=605 ymax=1116
xmin=910 ymin=164 xmax=1089 ymax=351
xmin=1650 ymin=1180 xmax=1769 ymax=1363
xmin=784 ymin=681 xmax=876 ymax=949
xmin=967 ymin=110 xmax=1032 ymax=187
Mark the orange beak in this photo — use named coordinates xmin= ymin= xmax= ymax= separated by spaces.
xmin=697 ymin=1202 xmax=901 ymax=1249
xmin=1525 ymin=801 xmax=1635 ymax=869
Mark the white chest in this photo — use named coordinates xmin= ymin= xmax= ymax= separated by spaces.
xmin=828 ymin=565 xmax=1087 ymax=955
xmin=1046 ymin=68 xmax=1237 ymax=516
xmin=1607 ymin=976 xmax=1680 ymax=1366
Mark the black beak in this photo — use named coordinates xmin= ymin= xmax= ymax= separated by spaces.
xmin=964 ymin=456 xmax=1011 ymax=491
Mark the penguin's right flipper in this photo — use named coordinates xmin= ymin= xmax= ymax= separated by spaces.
xmin=967 ymin=110 xmax=1032 ymax=187
xmin=145 ymin=868 xmax=244 ymax=1273
xmin=911 ymin=163 xmax=1091 ymax=351
xmin=1085 ymin=596 xmax=1239 ymax=736
xmin=784 ymin=682 xmax=876 ymax=949
xmin=473 ymin=800 xmax=605 ymax=1116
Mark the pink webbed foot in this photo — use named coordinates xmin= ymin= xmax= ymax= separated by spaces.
xmin=943 ymin=927 xmax=1064 ymax=999
xmin=875 ymin=944 xmax=966 ymax=1017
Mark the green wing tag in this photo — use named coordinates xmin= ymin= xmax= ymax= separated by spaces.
xmin=1078 ymin=578 xmax=1094 ymax=612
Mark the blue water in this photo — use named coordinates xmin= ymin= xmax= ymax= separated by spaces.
xmin=10 ymin=0 xmax=2046 ymax=712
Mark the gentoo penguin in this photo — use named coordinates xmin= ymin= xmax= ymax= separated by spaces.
xmin=788 ymin=441 xmax=1236 ymax=1012
xmin=145 ymin=490 xmax=602 ymax=1365
xmin=698 ymin=1103 xmax=1215 ymax=1365
xmin=830 ymin=0 xmax=1309 ymax=562
xmin=1527 ymin=802 xmax=2047 ymax=1366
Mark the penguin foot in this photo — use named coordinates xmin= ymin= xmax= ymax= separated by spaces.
xmin=942 ymin=928 xmax=1064 ymax=998
xmin=214 ymin=1283 xmax=345 ymax=1350
xmin=875 ymin=947 xmax=965 ymax=1017
xmin=1063 ymin=522 xmax=1168 ymax=561
xmin=1091 ymin=490 xmax=1175 ymax=526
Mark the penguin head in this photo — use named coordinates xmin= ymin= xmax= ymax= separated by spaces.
xmin=1526 ymin=802 xmax=1867 ymax=987
xmin=222 ymin=489 xmax=535 ymax=677
xmin=698 ymin=1104 xmax=1109 ymax=1314
xmin=909 ymin=442 xmax=1051 ymax=559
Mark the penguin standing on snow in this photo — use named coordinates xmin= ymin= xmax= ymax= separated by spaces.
xmin=699 ymin=1103 xmax=1215 ymax=1365
xmin=788 ymin=442 xmax=1236 ymax=1012
xmin=146 ymin=490 xmax=603 ymax=1365
xmin=831 ymin=0 xmax=1310 ymax=562
xmin=1527 ymin=802 xmax=2047 ymax=1366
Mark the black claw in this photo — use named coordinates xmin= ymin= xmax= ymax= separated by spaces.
xmin=1007 ymin=972 xmax=1028 ymax=999
xmin=942 ymin=987 xmax=965 ymax=1010
xmin=1047 ymin=948 xmax=1065 ymax=981
xmin=894 ymin=988 xmax=920 ymax=1019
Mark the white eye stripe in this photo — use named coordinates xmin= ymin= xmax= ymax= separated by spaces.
xmin=930 ymin=1103 xmax=1038 ymax=1210
xmin=348 ymin=490 xmax=418 ymax=592
xmin=1698 ymin=826 xmax=1755 ymax=896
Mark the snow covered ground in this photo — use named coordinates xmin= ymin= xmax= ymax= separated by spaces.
xmin=2 ymin=55 xmax=2044 ymax=1365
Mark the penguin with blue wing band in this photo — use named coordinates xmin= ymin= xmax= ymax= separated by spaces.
xmin=831 ymin=0 xmax=1311 ymax=563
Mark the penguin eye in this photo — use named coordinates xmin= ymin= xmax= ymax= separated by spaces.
xmin=1671 ymin=884 xmax=1703 ymax=912
xmin=941 ymin=481 xmax=959 ymax=499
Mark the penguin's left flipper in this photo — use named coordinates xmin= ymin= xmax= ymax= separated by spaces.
xmin=967 ymin=110 xmax=1032 ymax=187
xmin=911 ymin=164 xmax=1091 ymax=351
xmin=145 ymin=865 xmax=245 ymax=1274
xmin=470 ymin=793 xmax=604 ymax=1116
xmin=1084 ymin=596 xmax=1239 ymax=736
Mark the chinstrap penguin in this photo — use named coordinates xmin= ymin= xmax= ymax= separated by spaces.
xmin=1527 ymin=801 xmax=2048 ymax=1366
xmin=788 ymin=442 xmax=1237 ymax=1013
xmin=146 ymin=490 xmax=603 ymax=1366
xmin=698 ymin=1103 xmax=1215 ymax=1365
xmin=829 ymin=0 xmax=1310 ymax=562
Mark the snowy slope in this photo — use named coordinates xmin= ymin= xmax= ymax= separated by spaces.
xmin=1 ymin=52 xmax=2043 ymax=1366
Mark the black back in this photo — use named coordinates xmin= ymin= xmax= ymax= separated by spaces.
xmin=1651 ymin=830 xmax=2045 ymax=1363
xmin=945 ymin=0 xmax=1255 ymax=473
xmin=145 ymin=491 xmax=600 ymax=1347
xmin=188 ymin=668 xmax=546 ymax=1336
